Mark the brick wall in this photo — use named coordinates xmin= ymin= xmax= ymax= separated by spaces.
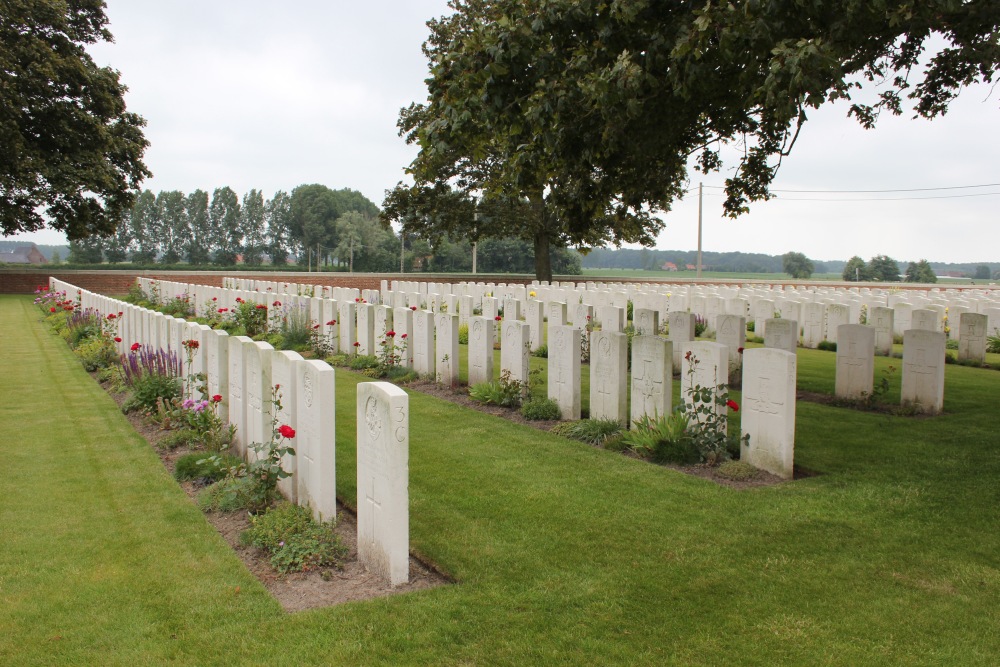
xmin=0 ymin=270 xmax=540 ymax=295
xmin=2 ymin=269 xmax=996 ymax=295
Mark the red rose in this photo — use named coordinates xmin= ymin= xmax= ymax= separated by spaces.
xmin=212 ymin=297 xmax=217 ymax=301
xmin=50 ymin=307 xmax=56 ymax=312
xmin=273 ymin=301 xmax=281 ymax=307
xmin=386 ymin=330 xmax=395 ymax=337
xmin=727 ymin=399 xmax=739 ymax=411
xmin=212 ymin=394 xmax=223 ymax=403
xmin=401 ymin=333 xmax=407 ymax=339
xmin=131 ymin=343 xmax=141 ymax=351
xmin=353 ymin=341 xmax=360 ymax=347
xmin=117 ymin=312 xmax=123 ymax=317
xmin=106 ymin=313 xmax=116 ymax=320
xmin=326 ymin=320 xmax=337 ymax=326
xmin=278 ymin=424 xmax=296 ymax=439
xmin=410 ymin=306 xmax=417 ymax=311
xmin=495 ymin=316 xmax=502 ymax=321
xmin=114 ymin=337 xmax=122 ymax=343
xmin=256 ymin=304 xmax=266 ymax=310
xmin=737 ymin=347 xmax=745 ymax=354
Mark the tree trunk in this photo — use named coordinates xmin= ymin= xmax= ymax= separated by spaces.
xmin=533 ymin=233 xmax=552 ymax=283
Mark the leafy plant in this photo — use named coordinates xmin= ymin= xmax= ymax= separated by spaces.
xmin=241 ymin=502 xmax=348 ymax=574
xmin=458 ymin=323 xmax=469 ymax=344
xmin=531 ymin=344 xmax=549 ymax=358
xmin=233 ymin=299 xmax=269 ymax=337
xmin=174 ymin=452 xmax=241 ymax=483
xmin=817 ymin=340 xmax=838 ymax=352
xmin=988 ymin=329 xmax=1000 ymax=354
xmin=680 ymin=352 xmax=747 ymax=465
xmin=551 ymin=418 xmax=623 ymax=447
xmin=521 ymin=397 xmax=561 ymax=420
xmin=240 ymin=385 xmax=297 ymax=512
xmin=197 ymin=475 xmax=260 ymax=512
xmin=717 ymin=460 xmax=760 ymax=481
xmin=123 ymin=372 xmax=182 ymax=414
xmin=622 ymin=411 xmax=700 ymax=464
xmin=470 ymin=370 xmax=524 ymax=408
xmin=278 ymin=303 xmax=312 ymax=350
xmin=74 ymin=337 xmax=117 ymax=371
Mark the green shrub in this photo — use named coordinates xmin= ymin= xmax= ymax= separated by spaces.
xmin=531 ymin=344 xmax=548 ymax=358
xmin=987 ymin=329 xmax=1000 ymax=353
xmin=746 ymin=320 xmax=755 ymax=333
xmin=521 ymin=397 xmax=561 ymax=420
xmin=551 ymin=419 xmax=623 ymax=447
xmin=470 ymin=370 xmax=524 ymax=408
xmin=197 ymin=475 xmax=261 ymax=512
xmin=241 ymin=502 xmax=348 ymax=573
xmin=622 ymin=412 xmax=700 ymax=464
xmin=159 ymin=429 xmax=197 ymax=450
xmin=174 ymin=453 xmax=241 ymax=482
xmin=945 ymin=338 xmax=959 ymax=350
xmin=279 ymin=304 xmax=312 ymax=349
xmin=122 ymin=373 xmax=182 ymax=414
xmin=817 ymin=340 xmax=838 ymax=352
xmin=458 ymin=323 xmax=469 ymax=344
xmin=350 ymin=354 xmax=379 ymax=370
xmin=74 ymin=337 xmax=117 ymax=371
xmin=717 ymin=460 xmax=760 ymax=481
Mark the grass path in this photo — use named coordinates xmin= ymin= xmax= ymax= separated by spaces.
xmin=3 ymin=295 xmax=1000 ymax=665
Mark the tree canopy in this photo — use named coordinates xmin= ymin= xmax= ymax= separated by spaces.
xmin=905 ymin=259 xmax=938 ymax=283
xmin=1 ymin=0 xmax=150 ymax=239
xmin=386 ymin=0 xmax=998 ymax=280
xmin=782 ymin=252 xmax=815 ymax=279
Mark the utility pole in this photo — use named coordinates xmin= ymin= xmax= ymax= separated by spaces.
xmin=400 ymin=231 xmax=405 ymax=273
xmin=316 ymin=242 xmax=320 ymax=272
xmin=472 ymin=211 xmax=478 ymax=274
xmin=349 ymin=237 xmax=354 ymax=273
xmin=696 ymin=182 xmax=703 ymax=280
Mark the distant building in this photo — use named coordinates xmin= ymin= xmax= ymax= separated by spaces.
xmin=661 ymin=261 xmax=678 ymax=271
xmin=685 ymin=263 xmax=696 ymax=270
xmin=0 ymin=243 xmax=47 ymax=265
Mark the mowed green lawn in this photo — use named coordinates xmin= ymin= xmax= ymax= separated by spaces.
xmin=2 ymin=294 xmax=1000 ymax=666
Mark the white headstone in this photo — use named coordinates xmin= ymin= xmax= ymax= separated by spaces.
xmin=295 ymin=359 xmax=336 ymax=522
xmin=468 ymin=316 xmax=495 ymax=386
xmin=957 ymin=312 xmax=987 ymax=364
xmin=835 ymin=324 xmax=875 ymax=399
xmin=871 ymin=306 xmax=895 ymax=356
xmin=901 ymin=329 xmax=946 ymax=414
xmin=435 ymin=313 xmax=460 ymax=387
xmin=356 ymin=381 xmax=409 ymax=586
xmin=547 ymin=325 xmax=581 ymax=420
xmin=764 ymin=318 xmax=798 ymax=354
xmin=741 ymin=348 xmax=796 ymax=479
xmin=589 ymin=331 xmax=628 ymax=425
xmin=630 ymin=336 xmax=672 ymax=424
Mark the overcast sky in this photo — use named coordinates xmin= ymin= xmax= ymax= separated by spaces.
xmin=13 ymin=1 xmax=1000 ymax=264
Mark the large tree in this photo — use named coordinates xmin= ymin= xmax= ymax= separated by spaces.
xmin=0 ymin=0 xmax=150 ymax=239
xmin=208 ymin=187 xmax=242 ymax=265
xmin=904 ymin=259 xmax=937 ymax=283
xmin=387 ymin=0 xmax=998 ymax=281
xmin=782 ymin=252 xmax=815 ymax=279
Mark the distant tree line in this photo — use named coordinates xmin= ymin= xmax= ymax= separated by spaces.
xmin=64 ymin=184 xmax=581 ymax=275
xmin=581 ymin=247 xmax=836 ymax=274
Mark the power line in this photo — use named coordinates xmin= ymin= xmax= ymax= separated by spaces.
xmin=700 ymin=182 xmax=1000 ymax=194
xmin=700 ymin=190 xmax=1000 ymax=202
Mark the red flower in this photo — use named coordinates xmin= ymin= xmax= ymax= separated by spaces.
xmin=400 ymin=333 xmax=408 ymax=339
xmin=737 ymin=347 xmax=745 ymax=354
xmin=410 ymin=306 xmax=417 ymax=311
xmin=353 ymin=341 xmax=360 ymax=347
xmin=236 ymin=297 xmax=244 ymax=303
xmin=326 ymin=320 xmax=337 ymax=326
xmin=50 ymin=307 xmax=56 ymax=313
xmin=131 ymin=343 xmax=141 ymax=351
xmin=212 ymin=394 xmax=223 ymax=403
xmin=386 ymin=330 xmax=396 ymax=337
xmin=106 ymin=313 xmax=116 ymax=320
xmin=685 ymin=351 xmax=692 ymax=361
xmin=355 ymin=298 xmax=361 ymax=302
xmin=278 ymin=424 xmax=296 ymax=439
xmin=255 ymin=304 xmax=267 ymax=310
xmin=212 ymin=297 xmax=218 ymax=301
xmin=727 ymin=399 xmax=739 ymax=412
xmin=495 ymin=316 xmax=502 ymax=321
xmin=114 ymin=337 xmax=122 ymax=343
xmin=273 ymin=301 xmax=281 ymax=307
xmin=312 ymin=324 xmax=320 ymax=329
xmin=183 ymin=339 xmax=200 ymax=349
xmin=117 ymin=312 xmax=123 ymax=317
